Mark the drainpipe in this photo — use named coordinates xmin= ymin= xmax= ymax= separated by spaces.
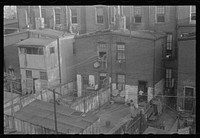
xmin=57 ymin=38 xmax=62 ymax=95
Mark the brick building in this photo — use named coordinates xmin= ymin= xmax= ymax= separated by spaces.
xmin=73 ymin=29 xmax=166 ymax=117
xmin=176 ymin=6 xmax=196 ymax=113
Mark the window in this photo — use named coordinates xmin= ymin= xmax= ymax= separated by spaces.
xmin=96 ymin=7 xmax=104 ymax=24
xmin=50 ymin=47 xmax=55 ymax=54
xmin=41 ymin=9 xmax=47 ymax=25
xmin=133 ymin=6 xmax=142 ymax=23
xmin=166 ymin=33 xmax=173 ymax=50
xmin=20 ymin=47 xmax=44 ymax=55
xmin=117 ymin=74 xmax=125 ymax=91
xmin=97 ymin=42 xmax=107 ymax=59
xmin=26 ymin=70 xmax=32 ymax=78
xmin=184 ymin=86 xmax=195 ymax=111
xmin=40 ymin=71 xmax=47 ymax=80
xmin=89 ymin=75 xmax=95 ymax=87
xmin=166 ymin=68 xmax=172 ymax=88
xmin=54 ymin=8 xmax=61 ymax=24
xmin=117 ymin=43 xmax=125 ymax=61
xmin=190 ymin=6 xmax=196 ymax=24
xmin=156 ymin=6 xmax=165 ymax=23
xmin=71 ymin=8 xmax=78 ymax=24
xmin=111 ymin=6 xmax=116 ymax=23
xmin=99 ymin=73 xmax=107 ymax=89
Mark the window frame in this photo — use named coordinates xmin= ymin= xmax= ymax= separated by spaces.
xmin=116 ymin=74 xmax=125 ymax=91
xmin=41 ymin=8 xmax=47 ymax=25
xmin=165 ymin=68 xmax=172 ymax=88
xmin=70 ymin=8 xmax=78 ymax=25
xmin=133 ymin=6 xmax=142 ymax=24
xmin=183 ymin=86 xmax=195 ymax=111
xmin=111 ymin=6 xmax=116 ymax=24
xmin=116 ymin=43 xmax=126 ymax=61
xmin=190 ymin=6 xmax=196 ymax=24
xmin=54 ymin=8 xmax=61 ymax=25
xmin=166 ymin=33 xmax=173 ymax=51
xmin=26 ymin=70 xmax=32 ymax=78
xmin=95 ymin=7 xmax=104 ymax=25
xmin=155 ymin=6 xmax=165 ymax=24
xmin=40 ymin=71 xmax=48 ymax=80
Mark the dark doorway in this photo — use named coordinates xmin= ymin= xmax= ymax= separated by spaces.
xmin=138 ymin=81 xmax=148 ymax=104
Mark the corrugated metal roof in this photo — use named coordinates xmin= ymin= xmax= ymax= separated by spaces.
xmin=16 ymin=38 xmax=55 ymax=46
xmin=29 ymin=29 xmax=73 ymax=38
xmin=14 ymin=100 xmax=99 ymax=134
xmin=143 ymin=127 xmax=169 ymax=134
xmin=75 ymin=29 xmax=165 ymax=40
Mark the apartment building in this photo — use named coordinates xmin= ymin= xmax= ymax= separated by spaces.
xmin=16 ymin=29 xmax=74 ymax=95
xmin=176 ymin=6 xmax=196 ymax=113
xmin=73 ymin=29 xmax=166 ymax=119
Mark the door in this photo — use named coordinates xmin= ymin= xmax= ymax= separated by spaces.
xmin=138 ymin=81 xmax=147 ymax=104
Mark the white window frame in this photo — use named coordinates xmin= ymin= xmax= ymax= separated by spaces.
xmin=117 ymin=74 xmax=125 ymax=91
xmin=70 ymin=8 xmax=78 ymax=25
xmin=190 ymin=6 xmax=196 ymax=24
xmin=133 ymin=6 xmax=142 ymax=24
xmin=183 ymin=86 xmax=195 ymax=111
xmin=155 ymin=6 xmax=165 ymax=23
xmin=111 ymin=6 xmax=116 ymax=24
xmin=95 ymin=7 xmax=104 ymax=25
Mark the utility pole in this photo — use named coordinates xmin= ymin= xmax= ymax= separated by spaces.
xmin=53 ymin=89 xmax=58 ymax=134
xmin=8 ymin=66 xmax=15 ymax=130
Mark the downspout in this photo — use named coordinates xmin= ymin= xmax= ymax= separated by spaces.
xmin=57 ymin=37 xmax=62 ymax=94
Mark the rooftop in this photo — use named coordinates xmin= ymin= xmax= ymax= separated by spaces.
xmin=4 ymin=91 xmax=19 ymax=104
xmin=91 ymin=103 xmax=132 ymax=134
xmin=14 ymin=100 xmax=99 ymax=134
xmin=16 ymin=38 xmax=55 ymax=46
xmin=75 ymin=29 xmax=165 ymax=40
xmin=29 ymin=29 xmax=73 ymax=38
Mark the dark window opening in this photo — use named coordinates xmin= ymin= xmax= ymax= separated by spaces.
xmin=184 ymin=87 xmax=194 ymax=111
xmin=40 ymin=71 xmax=47 ymax=80
xmin=55 ymin=8 xmax=61 ymax=24
xmin=50 ymin=47 xmax=55 ymax=54
xmin=157 ymin=15 xmax=165 ymax=23
xmin=134 ymin=16 xmax=142 ymax=23
xmin=20 ymin=47 xmax=44 ymax=55
xmin=117 ymin=74 xmax=125 ymax=91
xmin=26 ymin=70 xmax=32 ymax=78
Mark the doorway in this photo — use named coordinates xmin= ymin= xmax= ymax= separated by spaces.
xmin=138 ymin=81 xmax=148 ymax=105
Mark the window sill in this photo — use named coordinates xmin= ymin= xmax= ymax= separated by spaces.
xmin=155 ymin=22 xmax=166 ymax=25
xmin=71 ymin=23 xmax=78 ymax=25
xmin=95 ymin=23 xmax=104 ymax=26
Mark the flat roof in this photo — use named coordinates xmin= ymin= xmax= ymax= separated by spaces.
xmin=75 ymin=29 xmax=165 ymax=40
xmin=143 ymin=127 xmax=169 ymax=134
xmin=4 ymin=91 xmax=19 ymax=104
xmin=14 ymin=100 xmax=99 ymax=134
xmin=16 ymin=38 xmax=55 ymax=46
xmin=29 ymin=29 xmax=73 ymax=38
xmin=93 ymin=103 xmax=131 ymax=134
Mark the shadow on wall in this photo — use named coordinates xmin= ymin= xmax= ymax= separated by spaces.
xmin=4 ymin=44 xmax=20 ymax=78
